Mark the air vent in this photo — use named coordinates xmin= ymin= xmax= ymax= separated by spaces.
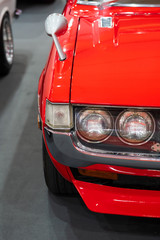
xmin=100 ymin=17 xmax=113 ymax=28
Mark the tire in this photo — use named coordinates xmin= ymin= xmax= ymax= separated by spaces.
xmin=43 ymin=138 xmax=77 ymax=195
xmin=0 ymin=13 xmax=14 ymax=76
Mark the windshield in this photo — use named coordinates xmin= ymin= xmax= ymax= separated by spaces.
xmin=77 ymin=0 xmax=160 ymax=5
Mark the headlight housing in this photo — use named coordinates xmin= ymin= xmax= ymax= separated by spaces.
xmin=116 ymin=110 xmax=155 ymax=145
xmin=76 ymin=108 xmax=113 ymax=143
xmin=45 ymin=100 xmax=73 ymax=130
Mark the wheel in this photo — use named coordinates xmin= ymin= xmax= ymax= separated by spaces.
xmin=0 ymin=13 xmax=14 ymax=76
xmin=43 ymin=138 xmax=77 ymax=195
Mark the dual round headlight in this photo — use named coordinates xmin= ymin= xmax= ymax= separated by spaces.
xmin=76 ymin=109 xmax=155 ymax=145
xmin=76 ymin=109 xmax=113 ymax=143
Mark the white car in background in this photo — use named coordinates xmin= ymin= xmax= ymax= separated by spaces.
xmin=0 ymin=0 xmax=16 ymax=76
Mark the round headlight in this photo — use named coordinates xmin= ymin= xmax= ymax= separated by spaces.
xmin=76 ymin=109 xmax=113 ymax=143
xmin=116 ymin=110 xmax=155 ymax=145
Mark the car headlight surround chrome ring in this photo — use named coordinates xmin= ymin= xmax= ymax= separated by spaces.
xmin=76 ymin=108 xmax=114 ymax=143
xmin=115 ymin=110 xmax=155 ymax=146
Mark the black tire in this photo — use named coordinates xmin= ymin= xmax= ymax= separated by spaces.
xmin=0 ymin=13 xmax=14 ymax=76
xmin=43 ymin=138 xmax=77 ymax=195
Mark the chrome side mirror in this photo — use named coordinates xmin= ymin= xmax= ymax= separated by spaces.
xmin=45 ymin=13 xmax=68 ymax=61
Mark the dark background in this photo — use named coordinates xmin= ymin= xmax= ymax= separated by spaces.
xmin=0 ymin=0 xmax=160 ymax=239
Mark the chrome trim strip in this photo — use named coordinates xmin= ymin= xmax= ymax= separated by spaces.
xmin=44 ymin=128 xmax=160 ymax=169
xmin=45 ymin=127 xmax=160 ymax=161
xmin=72 ymin=131 xmax=160 ymax=161
xmin=73 ymin=104 xmax=160 ymax=110
xmin=77 ymin=0 xmax=101 ymax=6
xmin=46 ymin=99 xmax=70 ymax=105
xmin=72 ymin=135 xmax=160 ymax=161
xmin=77 ymin=0 xmax=160 ymax=7
xmin=109 ymin=2 xmax=160 ymax=7
xmin=45 ymin=126 xmax=71 ymax=136
xmin=46 ymin=100 xmax=160 ymax=110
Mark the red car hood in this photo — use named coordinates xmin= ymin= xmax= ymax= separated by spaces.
xmin=71 ymin=13 xmax=160 ymax=107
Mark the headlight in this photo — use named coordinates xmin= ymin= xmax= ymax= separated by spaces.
xmin=45 ymin=100 xmax=73 ymax=130
xmin=116 ymin=110 xmax=155 ymax=145
xmin=76 ymin=109 xmax=113 ymax=143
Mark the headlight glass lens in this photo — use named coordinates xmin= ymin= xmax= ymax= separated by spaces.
xmin=116 ymin=110 xmax=155 ymax=145
xmin=76 ymin=109 xmax=113 ymax=142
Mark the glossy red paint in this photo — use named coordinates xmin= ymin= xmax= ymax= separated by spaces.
xmin=39 ymin=15 xmax=79 ymax=123
xmin=73 ymin=179 xmax=160 ymax=218
xmin=71 ymin=6 xmax=160 ymax=107
xmin=38 ymin=0 xmax=160 ymax=218
xmin=38 ymin=0 xmax=80 ymax=121
xmin=63 ymin=0 xmax=75 ymax=15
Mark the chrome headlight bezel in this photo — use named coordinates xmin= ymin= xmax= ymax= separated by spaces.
xmin=75 ymin=108 xmax=114 ymax=143
xmin=115 ymin=110 xmax=155 ymax=146
xmin=75 ymin=106 xmax=157 ymax=147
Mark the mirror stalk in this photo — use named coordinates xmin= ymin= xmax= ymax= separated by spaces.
xmin=52 ymin=34 xmax=66 ymax=61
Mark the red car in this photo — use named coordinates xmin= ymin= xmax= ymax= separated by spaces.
xmin=38 ymin=0 xmax=160 ymax=218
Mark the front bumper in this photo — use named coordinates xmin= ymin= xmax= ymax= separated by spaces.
xmin=73 ymin=180 xmax=160 ymax=218
xmin=44 ymin=127 xmax=160 ymax=217
xmin=44 ymin=128 xmax=160 ymax=170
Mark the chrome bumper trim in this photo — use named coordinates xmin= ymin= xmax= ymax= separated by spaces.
xmin=44 ymin=128 xmax=160 ymax=169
